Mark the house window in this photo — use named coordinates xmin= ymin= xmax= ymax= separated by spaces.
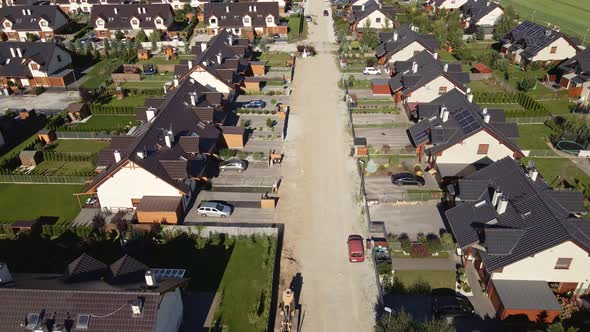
xmin=266 ymin=16 xmax=273 ymax=23
xmin=243 ymin=17 xmax=251 ymax=24
xmin=40 ymin=21 xmax=47 ymax=27
xmin=4 ymin=22 xmax=10 ymax=28
xmin=438 ymin=86 xmax=447 ymax=95
xmin=131 ymin=19 xmax=138 ymax=26
xmin=155 ymin=19 xmax=162 ymax=25
xmin=210 ymin=18 xmax=217 ymax=25
xmin=376 ymin=17 xmax=381 ymax=23
xmin=550 ymin=46 xmax=558 ymax=54
xmin=477 ymin=144 xmax=489 ymax=155
xmin=555 ymin=258 xmax=572 ymax=270
xmin=30 ymin=63 xmax=39 ymax=70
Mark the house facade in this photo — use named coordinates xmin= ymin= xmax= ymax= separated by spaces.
xmin=375 ymin=24 xmax=439 ymax=64
xmin=550 ymin=48 xmax=590 ymax=100
xmin=446 ymin=157 xmax=590 ymax=322
xmin=459 ymin=0 xmax=503 ymax=36
xmin=407 ymin=90 xmax=520 ymax=176
xmin=348 ymin=0 xmax=395 ymax=31
xmin=0 ymin=5 xmax=69 ymax=41
xmin=90 ymin=4 xmax=175 ymax=39
xmin=387 ymin=51 xmax=470 ymax=108
xmin=500 ymin=21 xmax=579 ymax=65
xmin=425 ymin=0 xmax=468 ymax=11
xmin=0 ymin=42 xmax=74 ymax=88
xmin=204 ymin=2 xmax=286 ymax=39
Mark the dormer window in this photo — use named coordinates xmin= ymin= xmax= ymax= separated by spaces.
xmin=266 ymin=16 xmax=273 ymax=23
xmin=96 ymin=19 xmax=104 ymax=26
xmin=4 ymin=22 xmax=11 ymax=28
xmin=131 ymin=19 xmax=139 ymax=25
xmin=155 ymin=19 xmax=162 ymax=25
xmin=243 ymin=16 xmax=250 ymax=25
xmin=40 ymin=20 xmax=47 ymax=27
xmin=210 ymin=17 xmax=217 ymax=24
xmin=30 ymin=63 xmax=39 ymax=70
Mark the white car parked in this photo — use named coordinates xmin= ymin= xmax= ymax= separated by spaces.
xmin=363 ymin=67 xmax=382 ymax=75
xmin=196 ymin=202 xmax=233 ymax=218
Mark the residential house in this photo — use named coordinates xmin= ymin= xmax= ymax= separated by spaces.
xmin=387 ymin=50 xmax=470 ymax=108
xmin=204 ymin=2 xmax=286 ymax=39
xmin=550 ymin=48 xmax=590 ymax=100
xmin=86 ymin=78 xmax=226 ymax=212
xmin=0 ymin=42 xmax=74 ymax=88
xmin=407 ymin=89 xmax=521 ymax=176
xmin=50 ymin=0 xmax=193 ymax=15
xmin=175 ymin=30 xmax=252 ymax=99
xmin=424 ymin=0 xmax=468 ymax=12
xmin=241 ymin=0 xmax=288 ymax=15
xmin=348 ymin=0 xmax=395 ymax=31
xmin=90 ymin=4 xmax=175 ymax=39
xmin=459 ymin=0 xmax=503 ymax=36
xmin=446 ymin=157 xmax=590 ymax=322
xmin=375 ymin=24 xmax=439 ymax=64
xmin=0 ymin=254 xmax=188 ymax=331
xmin=500 ymin=21 xmax=580 ymax=66
xmin=0 ymin=5 xmax=69 ymax=40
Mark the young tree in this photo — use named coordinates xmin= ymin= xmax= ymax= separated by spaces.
xmin=114 ymin=30 xmax=125 ymax=41
xmin=494 ymin=5 xmax=518 ymax=39
xmin=135 ymin=29 xmax=148 ymax=44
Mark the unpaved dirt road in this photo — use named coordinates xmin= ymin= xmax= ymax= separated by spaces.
xmin=275 ymin=0 xmax=378 ymax=330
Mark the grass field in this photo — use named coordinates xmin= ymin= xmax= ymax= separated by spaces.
xmin=394 ymin=270 xmax=456 ymax=291
xmin=525 ymin=157 xmax=590 ymax=187
xmin=0 ymin=184 xmax=82 ymax=224
xmin=93 ymin=95 xmax=148 ymax=108
xmin=517 ymin=124 xmax=553 ymax=150
xmin=32 ymin=161 xmax=94 ymax=176
xmin=466 ymin=79 xmax=506 ymax=93
xmin=81 ymin=58 xmax=124 ymax=89
xmin=498 ymin=0 xmax=590 ymax=46
xmin=213 ymin=236 xmax=276 ymax=331
xmin=52 ymin=139 xmax=109 ymax=153
xmin=76 ymin=115 xmax=137 ymax=130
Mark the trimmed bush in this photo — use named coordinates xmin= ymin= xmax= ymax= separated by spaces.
xmin=409 ymin=243 xmax=431 ymax=258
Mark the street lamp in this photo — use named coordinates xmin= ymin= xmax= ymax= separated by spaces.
xmin=384 ymin=306 xmax=392 ymax=325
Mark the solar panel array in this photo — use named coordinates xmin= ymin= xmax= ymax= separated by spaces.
xmin=413 ymin=129 xmax=429 ymax=145
xmin=509 ymin=21 xmax=558 ymax=56
xmin=455 ymin=109 xmax=481 ymax=135
xmin=431 ymin=127 xmax=445 ymax=144
xmin=151 ymin=268 xmax=186 ymax=280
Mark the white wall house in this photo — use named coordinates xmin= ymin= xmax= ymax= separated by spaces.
xmin=405 ymin=75 xmax=464 ymax=103
xmin=433 ymin=129 xmax=516 ymax=164
xmin=474 ymin=6 xmax=503 ymax=26
xmin=387 ymin=41 xmax=433 ymax=63
xmin=96 ymin=161 xmax=187 ymax=211
xmin=188 ymin=66 xmax=234 ymax=97
xmin=436 ymin=0 xmax=468 ymax=10
xmin=356 ymin=10 xmax=394 ymax=30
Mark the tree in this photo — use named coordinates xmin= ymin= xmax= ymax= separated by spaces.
xmin=103 ymin=38 xmax=111 ymax=51
xmin=114 ymin=30 xmax=125 ymax=41
xmin=135 ymin=29 xmax=148 ymax=45
xmin=361 ymin=27 xmax=380 ymax=49
xmin=519 ymin=77 xmax=537 ymax=92
xmin=92 ymin=213 xmax=106 ymax=231
xmin=375 ymin=310 xmax=456 ymax=332
xmin=494 ymin=5 xmax=518 ymax=39
xmin=150 ymin=29 xmax=163 ymax=42
xmin=537 ymin=322 xmax=579 ymax=332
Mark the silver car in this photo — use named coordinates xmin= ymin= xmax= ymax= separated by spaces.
xmin=219 ymin=159 xmax=248 ymax=172
xmin=197 ymin=202 xmax=232 ymax=218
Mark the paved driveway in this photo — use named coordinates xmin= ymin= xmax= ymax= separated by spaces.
xmin=355 ymin=126 xmax=412 ymax=149
xmin=234 ymin=95 xmax=290 ymax=110
xmin=370 ymin=201 xmax=448 ymax=238
xmin=185 ymin=206 xmax=274 ymax=223
xmin=211 ymin=163 xmax=280 ymax=189
xmin=0 ymin=91 xmax=80 ymax=112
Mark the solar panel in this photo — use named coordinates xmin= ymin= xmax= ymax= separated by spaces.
xmin=151 ymin=268 xmax=186 ymax=280
xmin=431 ymin=127 xmax=445 ymax=143
xmin=455 ymin=109 xmax=481 ymax=135
xmin=413 ymin=130 xmax=429 ymax=144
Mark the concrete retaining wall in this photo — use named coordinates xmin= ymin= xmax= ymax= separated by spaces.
xmin=163 ymin=224 xmax=279 ymax=237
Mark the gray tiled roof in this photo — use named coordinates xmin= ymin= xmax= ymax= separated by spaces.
xmin=491 ymin=279 xmax=561 ymax=311
xmin=90 ymin=4 xmax=174 ymax=30
xmin=0 ymin=42 xmax=71 ymax=78
xmin=349 ymin=0 xmax=396 ymax=25
xmin=0 ymin=5 xmax=68 ymax=31
xmin=376 ymin=24 xmax=439 ymax=59
xmin=388 ymin=51 xmax=469 ymax=96
xmin=502 ymin=21 xmax=579 ymax=59
xmin=407 ymin=90 xmax=521 ymax=156
xmin=557 ymin=48 xmax=590 ymax=83
xmin=460 ymin=0 xmax=502 ymax=24
xmin=446 ymin=157 xmax=590 ymax=271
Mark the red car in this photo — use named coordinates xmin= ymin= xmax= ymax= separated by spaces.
xmin=323 ymin=10 xmax=329 ymax=16
xmin=347 ymin=235 xmax=365 ymax=262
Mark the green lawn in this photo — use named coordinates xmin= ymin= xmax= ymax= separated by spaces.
xmin=525 ymin=157 xmax=590 ymax=187
xmin=32 ymin=161 xmax=94 ymax=176
xmin=464 ymin=41 xmax=495 ymax=58
xmin=394 ymin=270 xmax=456 ymax=291
xmin=467 ymin=79 xmax=506 ymax=93
xmin=76 ymin=115 xmax=137 ymax=131
xmin=479 ymin=103 xmax=526 ymax=111
xmin=498 ymin=0 xmax=590 ymax=46
xmin=213 ymin=236 xmax=276 ymax=331
xmin=81 ymin=58 xmax=124 ymax=89
xmin=259 ymin=52 xmax=292 ymax=67
xmin=137 ymin=54 xmax=194 ymax=66
xmin=540 ymin=99 xmax=572 ymax=115
xmin=121 ymin=81 xmax=166 ymax=89
xmin=0 ymin=184 xmax=82 ymax=224
xmin=517 ymin=124 xmax=553 ymax=150
xmin=52 ymin=139 xmax=109 ymax=153
xmin=437 ymin=49 xmax=457 ymax=62
xmin=288 ymin=14 xmax=306 ymax=41
xmin=94 ymin=95 xmax=148 ymax=108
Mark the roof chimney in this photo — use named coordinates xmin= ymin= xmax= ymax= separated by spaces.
xmin=253 ymin=5 xmax=257 ymax=11
xmin=440 ymin=106 xmax=449 ymax=122
xmin=492 ymin=188 xmax=502 ymax=206
xmin=497 ymin=197 xmax=508 ymax=215
xmin=528 ymin=168 xmax=538 ymax=182
xmin=190 ymin=94 xmax=196 ymax=106
xmin=467 ymin=93 xmax=473 ymax=103
xmin=16 ymin=48 xmax=22 ymax=58
xmin=361 ymin=4 xmax=365 ymax=11
xmin=412 ymin=61 xmax=418 ymax=73
xmin=393 ymin=31 xmax=398 ymax=41
xmin=248 ymin=5 xmax=251 ymax=12
xmin=145 ymin=270 xmax=157 ymax=287
xmin=9 ymin=48 xmax=15 ymax=57
xmin=113 ymin=150 xmax=121 ymax=163
xmin=21 ymin=8 xmax=26 ymax=15
xmin=173 ymin=78 xmax=179 ymax=87
xmin=26 ymin=9 xmax=30 ymax=15
xmin=484 ymin=113 xmax=490 ymax=123
xmin=114 ymin=7 xmax=118 ymax=14
xmin=487 ymin=1 xmax=490 ymax=6
xmin=146 ymin=106 xmax=156 ymax=122
xmin=142 ymin=7 xmax=146 ymax=14
xmin=187 ymin=60 xmax=193 ymax=69
xmin=227 ymin=34 xmax=233 ymax=45
xmin=138 ymin=7 xmax=141 ymax=14
xmin=217 ymin=52 xmax=222 ymax=64
xmin=200 ymin=42 xmax=207 ymax=52
xmin=433 ymin=52 xmax=438 ymax=59
xmin=165 ymin=129 xmax=174 ymax=148
xmin=443 ymin=63 xmax=448 ymax=72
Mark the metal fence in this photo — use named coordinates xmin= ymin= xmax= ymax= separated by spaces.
xmin=525 ymin=150 xmax=559 ymax=158
xmin=56 ymin=131 xmax=112 ymax=139
xmin=369 ymin=191 xmax=444 ymax=203
xmin=0 ymin=174 xmax=89 ymax=184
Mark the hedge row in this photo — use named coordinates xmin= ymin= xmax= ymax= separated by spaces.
xmin=472 ymin=91 xmax=547 ymax=113
xmin=43 ymin=151 xmax=97 ymax=163
xmin=89 ymin=104 xmax=136 ymax=115
xmin=105 ymin=88 xmax=163 ymax=96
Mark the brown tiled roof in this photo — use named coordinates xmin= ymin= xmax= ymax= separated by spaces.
xmin=178 ymin=136 xmax=200 ymax=154
xmin=159 ymin=159 xmax=188 ymax=179
xmin=137 ymin=196 xmax=182 ymax=212
xmin=64 ymin=254 xmax=108 ymax=282
xmin=221 ymin=126 xmax=245 ymax=135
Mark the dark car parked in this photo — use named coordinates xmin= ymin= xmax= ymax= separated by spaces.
xmin=432 ymin=296 xmax=475 ymax=321
xmin=391 ymin=173 xmax=425 ymax=186
xmin=243 ymin=100 xmax=267 ymax=109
